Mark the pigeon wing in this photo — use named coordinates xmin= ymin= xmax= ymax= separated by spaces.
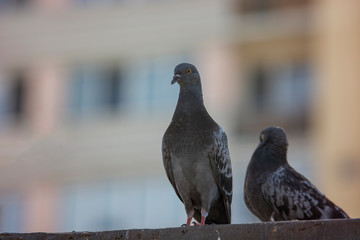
xmin=209 ymin=127 xmax=233 ymax=223
xmin=162 ymin=138 xmax=183 ymax=203
xmin=261 ymin=165 xmax=349 ymax=220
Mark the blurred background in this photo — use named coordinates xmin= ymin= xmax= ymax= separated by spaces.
xmin=0 ymin=0 xmax=360 ymax=233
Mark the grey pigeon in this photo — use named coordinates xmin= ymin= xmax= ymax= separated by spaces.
xmin=162 ymin=63 xmax=232 ymax=225
xmin=244 ymin=126 xmax=349 ymax=221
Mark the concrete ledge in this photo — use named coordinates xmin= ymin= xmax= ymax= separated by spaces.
xmin=1 ymin=218 xmax=359 ymax=240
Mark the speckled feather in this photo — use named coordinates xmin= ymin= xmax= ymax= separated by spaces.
xmin=262 ymin=165 xmax=349 ymax=220
xmin=244 ymin=126 xmax=349 ymax=221
xmin=208 ymin=128 xmax=233 ymax=221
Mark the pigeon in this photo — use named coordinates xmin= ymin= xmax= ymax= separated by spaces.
xmin=244 ymin=126 xmax=349 ymax=221
xmin=162 ymin=63 xmax=232 ymax=225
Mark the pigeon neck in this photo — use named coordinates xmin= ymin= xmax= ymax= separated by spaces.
xmin=171 ymin=85 xmax=218 ymax=133
xmin=180 ymin=84 xmax=203 ymax=100
xmin=250 ymin=146 xmax=288 ymax=175
xmin=175 ymin=86 xmax=205 ymax=113
xmin=269 ymin=145 xmax=288 ymax=162
xmin=265 ymin=144 xmax=288 ymax=167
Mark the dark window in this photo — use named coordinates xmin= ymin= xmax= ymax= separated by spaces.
xmin=237 ymin=0 xmax=310 ymax=13
xmin=240 ymin=61 xmax=312 ymax=132
xmin=9 ymin=75 xmax=26 ymax=120
xmin=68 ymin=66 xmax=122 ymax=118
xmin=0 ymin=0 xmax=30 ymax=11
xmin=102 ymin=69 xmax=121 ymax=110
xmin=7 ymin=73 xmax=27 ymax=123
xmin=252 ymin=65 xmax=267 ymax=111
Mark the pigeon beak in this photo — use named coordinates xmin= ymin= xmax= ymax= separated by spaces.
xmin=171 ymin=74 xmax=181 ymax=85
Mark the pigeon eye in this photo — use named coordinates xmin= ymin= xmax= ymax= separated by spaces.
xmin=186 ymin=68 xmax=192 ymax=74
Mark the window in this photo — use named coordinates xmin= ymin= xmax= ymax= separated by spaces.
xmin=252 ymin=65 xmax=267 ymax=112
xmin=68 ymin=65 xmax=122 ymax=118
xmin=0 ymin=0 xmax=30 ymax=11
xmin=238 ymin=0 xmax=310 ymax=13
xmin=242 ymin=60 xmax=312 ymax=131
xmin=119 ymin=57 xmax=186 ymax=115
xmin=0 ymin=72 xmax=27 ymax=128
xmin=8 ymin=74 xmax=26 ymax=122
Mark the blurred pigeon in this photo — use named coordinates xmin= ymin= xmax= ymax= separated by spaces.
xmin=162 ymin=63 xmax=232 ymax=225
xmin=244 ymin=126 xmax=349 ymax=221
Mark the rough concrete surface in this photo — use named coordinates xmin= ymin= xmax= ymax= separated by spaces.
xmin=0 ymin=218 xmax=359 ymax=240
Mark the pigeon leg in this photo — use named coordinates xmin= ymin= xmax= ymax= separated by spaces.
xmin=200 ymin=216 xmax=206 ymax=225
xmin=192 ymin=208 xmax=208 ymax=226
xmin=199 ymin=208 xmax=208 ymax=225
xmin=186 ymin=208 xmax=195 ymax=226
xmin=186 ymin=217 xmax=192 ymax=226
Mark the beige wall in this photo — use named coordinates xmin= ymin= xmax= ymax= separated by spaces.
xmin=23 ymin=184 xmax=59 ymax=232
xmin=314 ymin=0 xmax=360 ymax=217
xmin=26 ymin=63 xmax=67 ymax=136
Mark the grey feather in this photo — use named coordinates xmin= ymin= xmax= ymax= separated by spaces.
xmin=162 ymin=141 xmax=183 ymax=202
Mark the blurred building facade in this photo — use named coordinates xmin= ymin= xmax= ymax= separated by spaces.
xmin=0 ymin=0 xmax=359 ymax=232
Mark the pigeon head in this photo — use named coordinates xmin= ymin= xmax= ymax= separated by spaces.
xmin=252 ymin=127 xmax=289 ymax=167
xmin=259 ymin=126 xmax=288 ymax=150
xmin=172 ymin=63 xmax=201 ymax=88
